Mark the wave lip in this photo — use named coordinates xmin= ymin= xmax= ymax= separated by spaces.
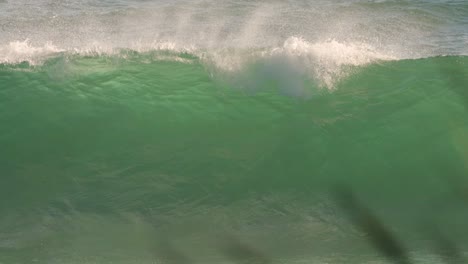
xmin=266 ymin=37 xmax=396 ymax=87
xmin=0 ymin=40 xmax=64 ymax=65
xmin=0 ymin=37 xmax=397 ymax=89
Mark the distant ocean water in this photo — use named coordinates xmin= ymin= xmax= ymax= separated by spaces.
xmin=1 ymin=0 xmax=468 ymax=263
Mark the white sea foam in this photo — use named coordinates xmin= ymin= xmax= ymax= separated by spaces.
xmin=0 ymin=37 xmax=396 ymax=88
xmin=0 ymin=0 xmax=460 ymax=88
xmin=200 ymin=37 xmax=396 ymax=88
xmin=270 ymin=37 xmax=396 ymax=87
xmin=0 ymin=40 xmax=64 ymax=65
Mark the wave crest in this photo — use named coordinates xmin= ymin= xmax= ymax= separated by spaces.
xmin=0 ymin=37 xmax=395 ymax=88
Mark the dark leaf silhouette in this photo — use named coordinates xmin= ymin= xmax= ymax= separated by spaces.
xmin=333 ymin=186 xmax=412 ymax=264
xmin=217 ymin=234 xmax=271 ymax=264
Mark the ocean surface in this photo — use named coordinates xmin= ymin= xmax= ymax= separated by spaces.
xmin=1 ymin=0 xmax=468 ymax=263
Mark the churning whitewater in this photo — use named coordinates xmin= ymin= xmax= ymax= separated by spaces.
xmin=1 ymin=0 xmax=468 ymax=263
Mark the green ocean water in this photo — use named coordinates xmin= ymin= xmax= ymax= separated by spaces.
xmin=1 ymin=0 xmax=468 ymax=262
xmin=1 ymin=52 xmax=468 ymax=263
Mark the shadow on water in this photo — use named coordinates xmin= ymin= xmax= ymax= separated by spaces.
xmin=155 ymin=238 xmax=193 ymax=264
xmin=332 ymin=185 xmax=412 ymax=264
xmin=154 ymin=233 xmax=270 ymax=264
xmin=217 ymin=234 xmax=271 ymax=264
xmin=150 ymin=183 xmax=468 ymax=264
xmin=428 ymin=226 xmax=466 ymax=264
xmin=333 ymin=185 xmax=468 ymax=264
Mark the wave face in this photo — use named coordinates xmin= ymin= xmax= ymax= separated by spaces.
xmin=1 ymin=1 xmax=468 ymax=263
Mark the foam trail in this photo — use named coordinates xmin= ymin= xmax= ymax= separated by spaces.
xmin=1 ymin=0 xmax=466 ymax=87
xmin=0 ymin=37 xmax=396 ymax=89
xmin=0 ymin=40 xmax=64 ymax=65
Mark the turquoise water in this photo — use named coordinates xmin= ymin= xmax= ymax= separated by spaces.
xmin=1 ymin=1 xmax=468 ymax=263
